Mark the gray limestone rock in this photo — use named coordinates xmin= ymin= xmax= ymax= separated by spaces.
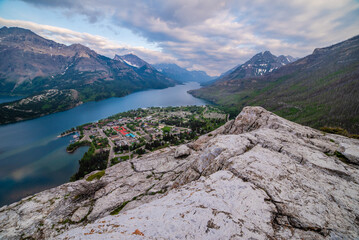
xmin=174 ymin=144 xmax=191 ymax=158
xmin=0 ymin=106 xmax=358 ymax=240
xmin=70 ymin=206 xmax=90 ymax=223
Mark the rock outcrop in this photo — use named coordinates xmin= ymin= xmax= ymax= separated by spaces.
xmin=174 ymin=145 xmax=191 ymax=158
xmin=0 ymin=106 xmax=358 ymax=239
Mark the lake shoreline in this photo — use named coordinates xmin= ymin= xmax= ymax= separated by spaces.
xmin=0 ymin=84 xmax=188 ymax=126
xmin=0 ymin=82 xmax=207 ymax=207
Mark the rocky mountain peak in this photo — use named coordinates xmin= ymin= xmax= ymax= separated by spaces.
xmin=1 ymin=106 xmax=358 ymax=239
xmin=218 ymin=51 xmax=297 ymax=81
xmin=0 ymin=26 xmax=36 ymax=36
xmin=262 ymin=50 xmax=273 ymax=57
xmin=68 ymin=43 xmax=90 ymax=51
xmin=68 ymin=43 xmax=97 ymax=58
xmin=114 ymin=53 xmax=150 ymax=68
xmin=113 ymin=54 xmax=122 ymax=60
xmin=0 ymin=26 xmax=59 ymax=49
xmin=249 ymin=50 xmax=278 ymax=64
xmin=277 ymin=55 xmax=297 ymax=64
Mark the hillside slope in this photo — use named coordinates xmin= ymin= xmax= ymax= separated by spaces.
xmin=190 ymin=35 xmax=359 ymax=133
xmin=0 ymin=89 xmax=81 ymax=124
xmin=0 ymin=107 xmax=358 ymax=239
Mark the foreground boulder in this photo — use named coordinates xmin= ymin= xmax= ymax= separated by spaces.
xmin=0 ymin=106 xmax=358 ymax=239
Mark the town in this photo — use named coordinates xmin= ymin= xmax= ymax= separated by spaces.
xmin=64 ymin=105 xmax=228 ymax=181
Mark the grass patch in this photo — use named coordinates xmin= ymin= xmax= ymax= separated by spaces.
xmin=120 ymin=155 xmax=130 ymax=161
xmin=110 ymin=201 xmax=130 ymax=215
xmin=148 ymin=189 xmax=167 ymax=195
xmin=86 ymin=170 xmax=105 ymax=181
xmin=58 ymin=218 xmax=75 ymax=225
xmin=334 ymin=151 xmax=350 ymax=164
xmin=162 ymin=126 xmax=172 ymax=133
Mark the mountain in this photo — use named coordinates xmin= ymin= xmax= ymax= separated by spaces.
xmin=190 ymin=35 xmax=359 ymax=134
xmin=153 ymin=63 xmax=216 ymax=83
xmin=0 ymin=27 xmax=176 ymax=123
xmin=114 ymin=53 xmax=151 ymax=68
xmin=1 ymin=106 xmax=359 ymax=239
xmin=218 ymin=51 xmax=297 ymax=82
xmin=200 ymin=52 xmax=296 ymax=87
xmin=113 ymin=54 xmax=181 ymax=86
xmin=218 ymin=64 xmax=240 ymax=78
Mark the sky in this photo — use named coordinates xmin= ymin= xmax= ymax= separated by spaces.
xmin=0 ymin=0 xmax=358 ymax=76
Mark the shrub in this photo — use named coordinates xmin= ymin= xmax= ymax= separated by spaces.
xmin=320 ymin=126 xmax=359 ymax=139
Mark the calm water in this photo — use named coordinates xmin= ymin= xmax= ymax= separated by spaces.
xmin=0 ymin=95 xmax=21 ymax=104
xmin=0 ymin=82 xmax=206 ymax=206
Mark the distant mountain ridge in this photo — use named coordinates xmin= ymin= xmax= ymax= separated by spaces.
xmin=114 ymin=54 xmax=151 ymax=68
xmin=190 ymin=35 xmax=359 ymax=133
xmin=0 ymin=26 xmax=177 ymax=123
xmin=218 ymin=51 xmax=297 ymax=82
xmin=153 ymin=63 xmax=216 ymax=83
xmin=200 ymin=51 xmax=296 ymax=87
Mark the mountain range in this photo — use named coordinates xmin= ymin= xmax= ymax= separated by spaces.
xmin=190 ymin=35 xmax=359 ymax=134
xmin=0 ymin=27 xmax=177 ymax=123
xmin=0 ymin=27 xmax=177 ymax=97
xmin=153 ymin=63 xmax=216 ymax=83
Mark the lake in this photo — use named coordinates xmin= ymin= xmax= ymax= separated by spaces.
xmin=0 ymin=82 xmax=206 ymax=207
xmin=0 ymin=95 xmax=21 ymax=104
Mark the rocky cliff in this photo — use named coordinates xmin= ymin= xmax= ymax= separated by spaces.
xmin=0 ymin=107 xmax=358 ymax=239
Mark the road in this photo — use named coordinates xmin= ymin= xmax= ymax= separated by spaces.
xmin=97 ymin=127 xmax=116 ymax=168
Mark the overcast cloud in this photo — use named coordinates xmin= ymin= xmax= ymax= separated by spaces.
xmin=13 ymin=0 xmax=359 ymax=75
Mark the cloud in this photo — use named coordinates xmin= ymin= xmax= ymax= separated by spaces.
xmin=11 ymin=0 xmax=359 ymax=75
